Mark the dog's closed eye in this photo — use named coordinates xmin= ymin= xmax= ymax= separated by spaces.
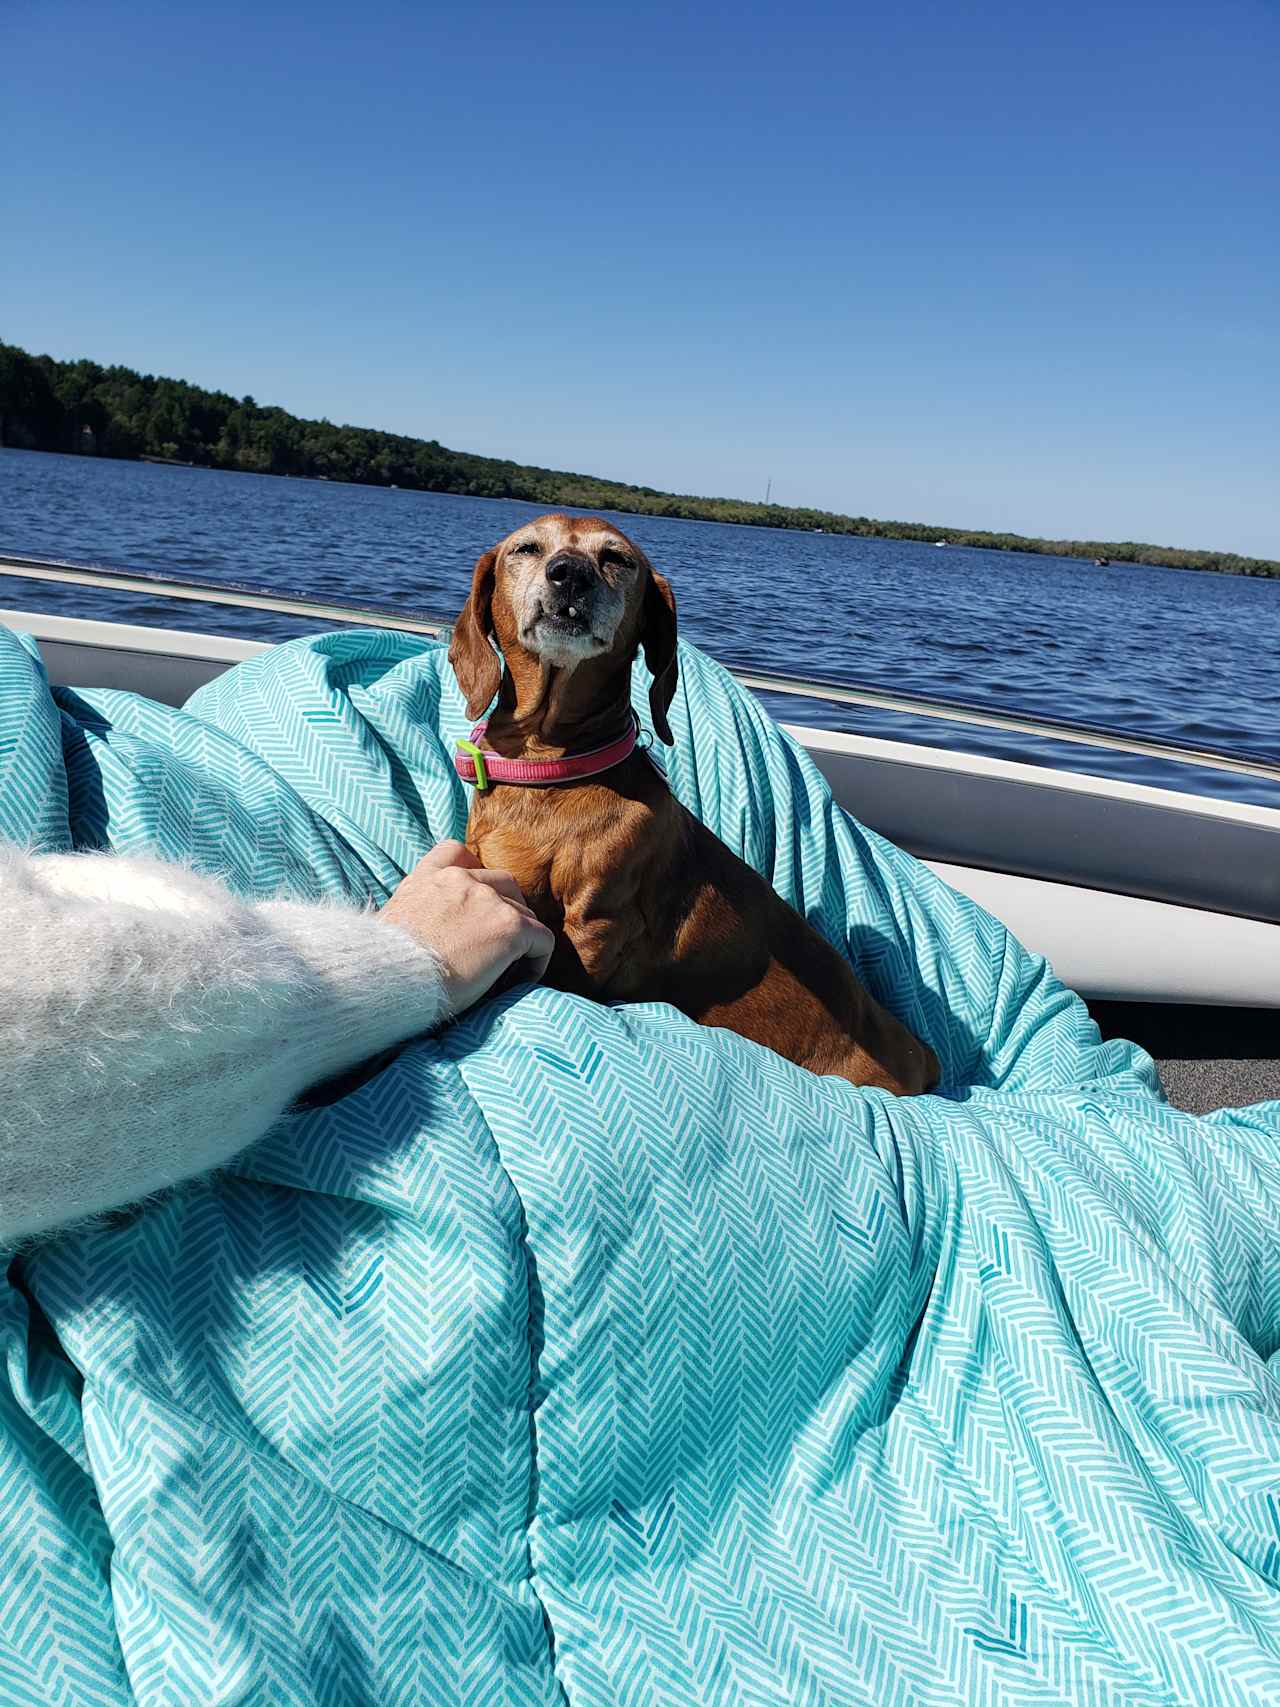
xmin=511 ymin=539 xmax=542 ymax=557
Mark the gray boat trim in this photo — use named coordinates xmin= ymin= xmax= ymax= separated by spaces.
xmin=6 ymin=601 xmax=1280 ymax=974
xmin=0 ymin=551 xmax=444 ymax=636
xmin=4 ymin=562 xmax=1276 ymax=1104
xmin=2 ymin=551 xmax=1277 ymax=787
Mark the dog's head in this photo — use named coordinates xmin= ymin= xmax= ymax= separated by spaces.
xmin=448 ymin=513 xmax=679 ymax=743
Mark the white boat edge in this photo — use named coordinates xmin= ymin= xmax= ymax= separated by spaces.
xmin=5 ymin=602 xmax=1280 ymax=1011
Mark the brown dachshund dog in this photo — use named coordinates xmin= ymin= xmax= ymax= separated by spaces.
xmin=448 ymin=513 xmax=939 ymax=1095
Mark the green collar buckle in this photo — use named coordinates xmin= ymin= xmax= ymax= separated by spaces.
xmin=455 ymin=736 xmax=489 ymax=792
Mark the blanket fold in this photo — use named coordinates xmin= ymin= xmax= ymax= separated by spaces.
xmin=2 ymin=620 xmax=1278 ymax=1705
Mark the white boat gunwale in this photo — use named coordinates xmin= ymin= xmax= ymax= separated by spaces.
xmin=4 ymin=562 xmax=1280 ymax=1016
xmin=4 ymin=550 xmax=1277 ymax=786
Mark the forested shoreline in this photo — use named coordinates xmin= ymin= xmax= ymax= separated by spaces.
xmin=2 ymin=340 xmax=1275 ymax=577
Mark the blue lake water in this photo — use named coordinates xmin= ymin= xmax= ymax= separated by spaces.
xmin=2 ymin=447 xmax=1277 ymax=804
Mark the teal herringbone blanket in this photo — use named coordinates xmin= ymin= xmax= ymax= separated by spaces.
xmin=4 ymin=622 xmax=1280 ymax=1706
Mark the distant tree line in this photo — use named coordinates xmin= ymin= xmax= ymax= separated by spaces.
xmin=2 ymin=339 xmax=1275 ymax=578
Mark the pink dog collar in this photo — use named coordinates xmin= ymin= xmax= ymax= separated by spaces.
xmin=454 ymin=716 xmax=639 ymax=791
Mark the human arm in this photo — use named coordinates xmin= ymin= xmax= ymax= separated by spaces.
xmin=0 ymin=841 xmax=552 ymax=1245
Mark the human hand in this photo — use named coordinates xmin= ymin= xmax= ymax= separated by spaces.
xmin=379 ymin=840 xmax=555 ymax=1015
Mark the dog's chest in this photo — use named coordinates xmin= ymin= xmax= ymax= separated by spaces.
xmin=465 ymin=781 xmax=659 ymax=929
xmin=467 ymin=790 xmax=607 ymax=909
xmin=466 ymin=809 xmax=559 ymax=909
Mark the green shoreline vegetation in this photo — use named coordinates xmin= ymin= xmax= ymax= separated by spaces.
xmin=2 ymin=340 xmax=1276 ymax=578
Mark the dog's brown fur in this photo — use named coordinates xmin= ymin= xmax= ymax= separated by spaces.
xmin=449 ymin=513 xmax=939 ymax=1095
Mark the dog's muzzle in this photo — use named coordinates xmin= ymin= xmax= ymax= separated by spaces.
xmin=542 ymin=552 xmax=596 ymax=622
xmin=542 ymin=549 xmax=600 ymax=611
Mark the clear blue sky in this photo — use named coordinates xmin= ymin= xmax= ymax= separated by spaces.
xmin=3 ymin=0 xmax=1277 ymax=555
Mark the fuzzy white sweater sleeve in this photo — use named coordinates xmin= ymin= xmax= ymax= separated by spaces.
xmin=0 ymin=846 xmax=451 ymax=1246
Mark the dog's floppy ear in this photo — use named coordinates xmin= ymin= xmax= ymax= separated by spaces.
xmin=448 ymin=549 xmax=502 ymax=719
xmin=641 ymin=569 xmax=678 ymax=745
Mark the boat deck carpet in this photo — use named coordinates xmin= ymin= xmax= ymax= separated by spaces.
xmin=1092 ymin=1000 xmax=1280 ymax=1114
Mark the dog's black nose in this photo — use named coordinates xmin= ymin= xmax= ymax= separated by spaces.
xmin=544 ymin=552 xmax=595 ymax=599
